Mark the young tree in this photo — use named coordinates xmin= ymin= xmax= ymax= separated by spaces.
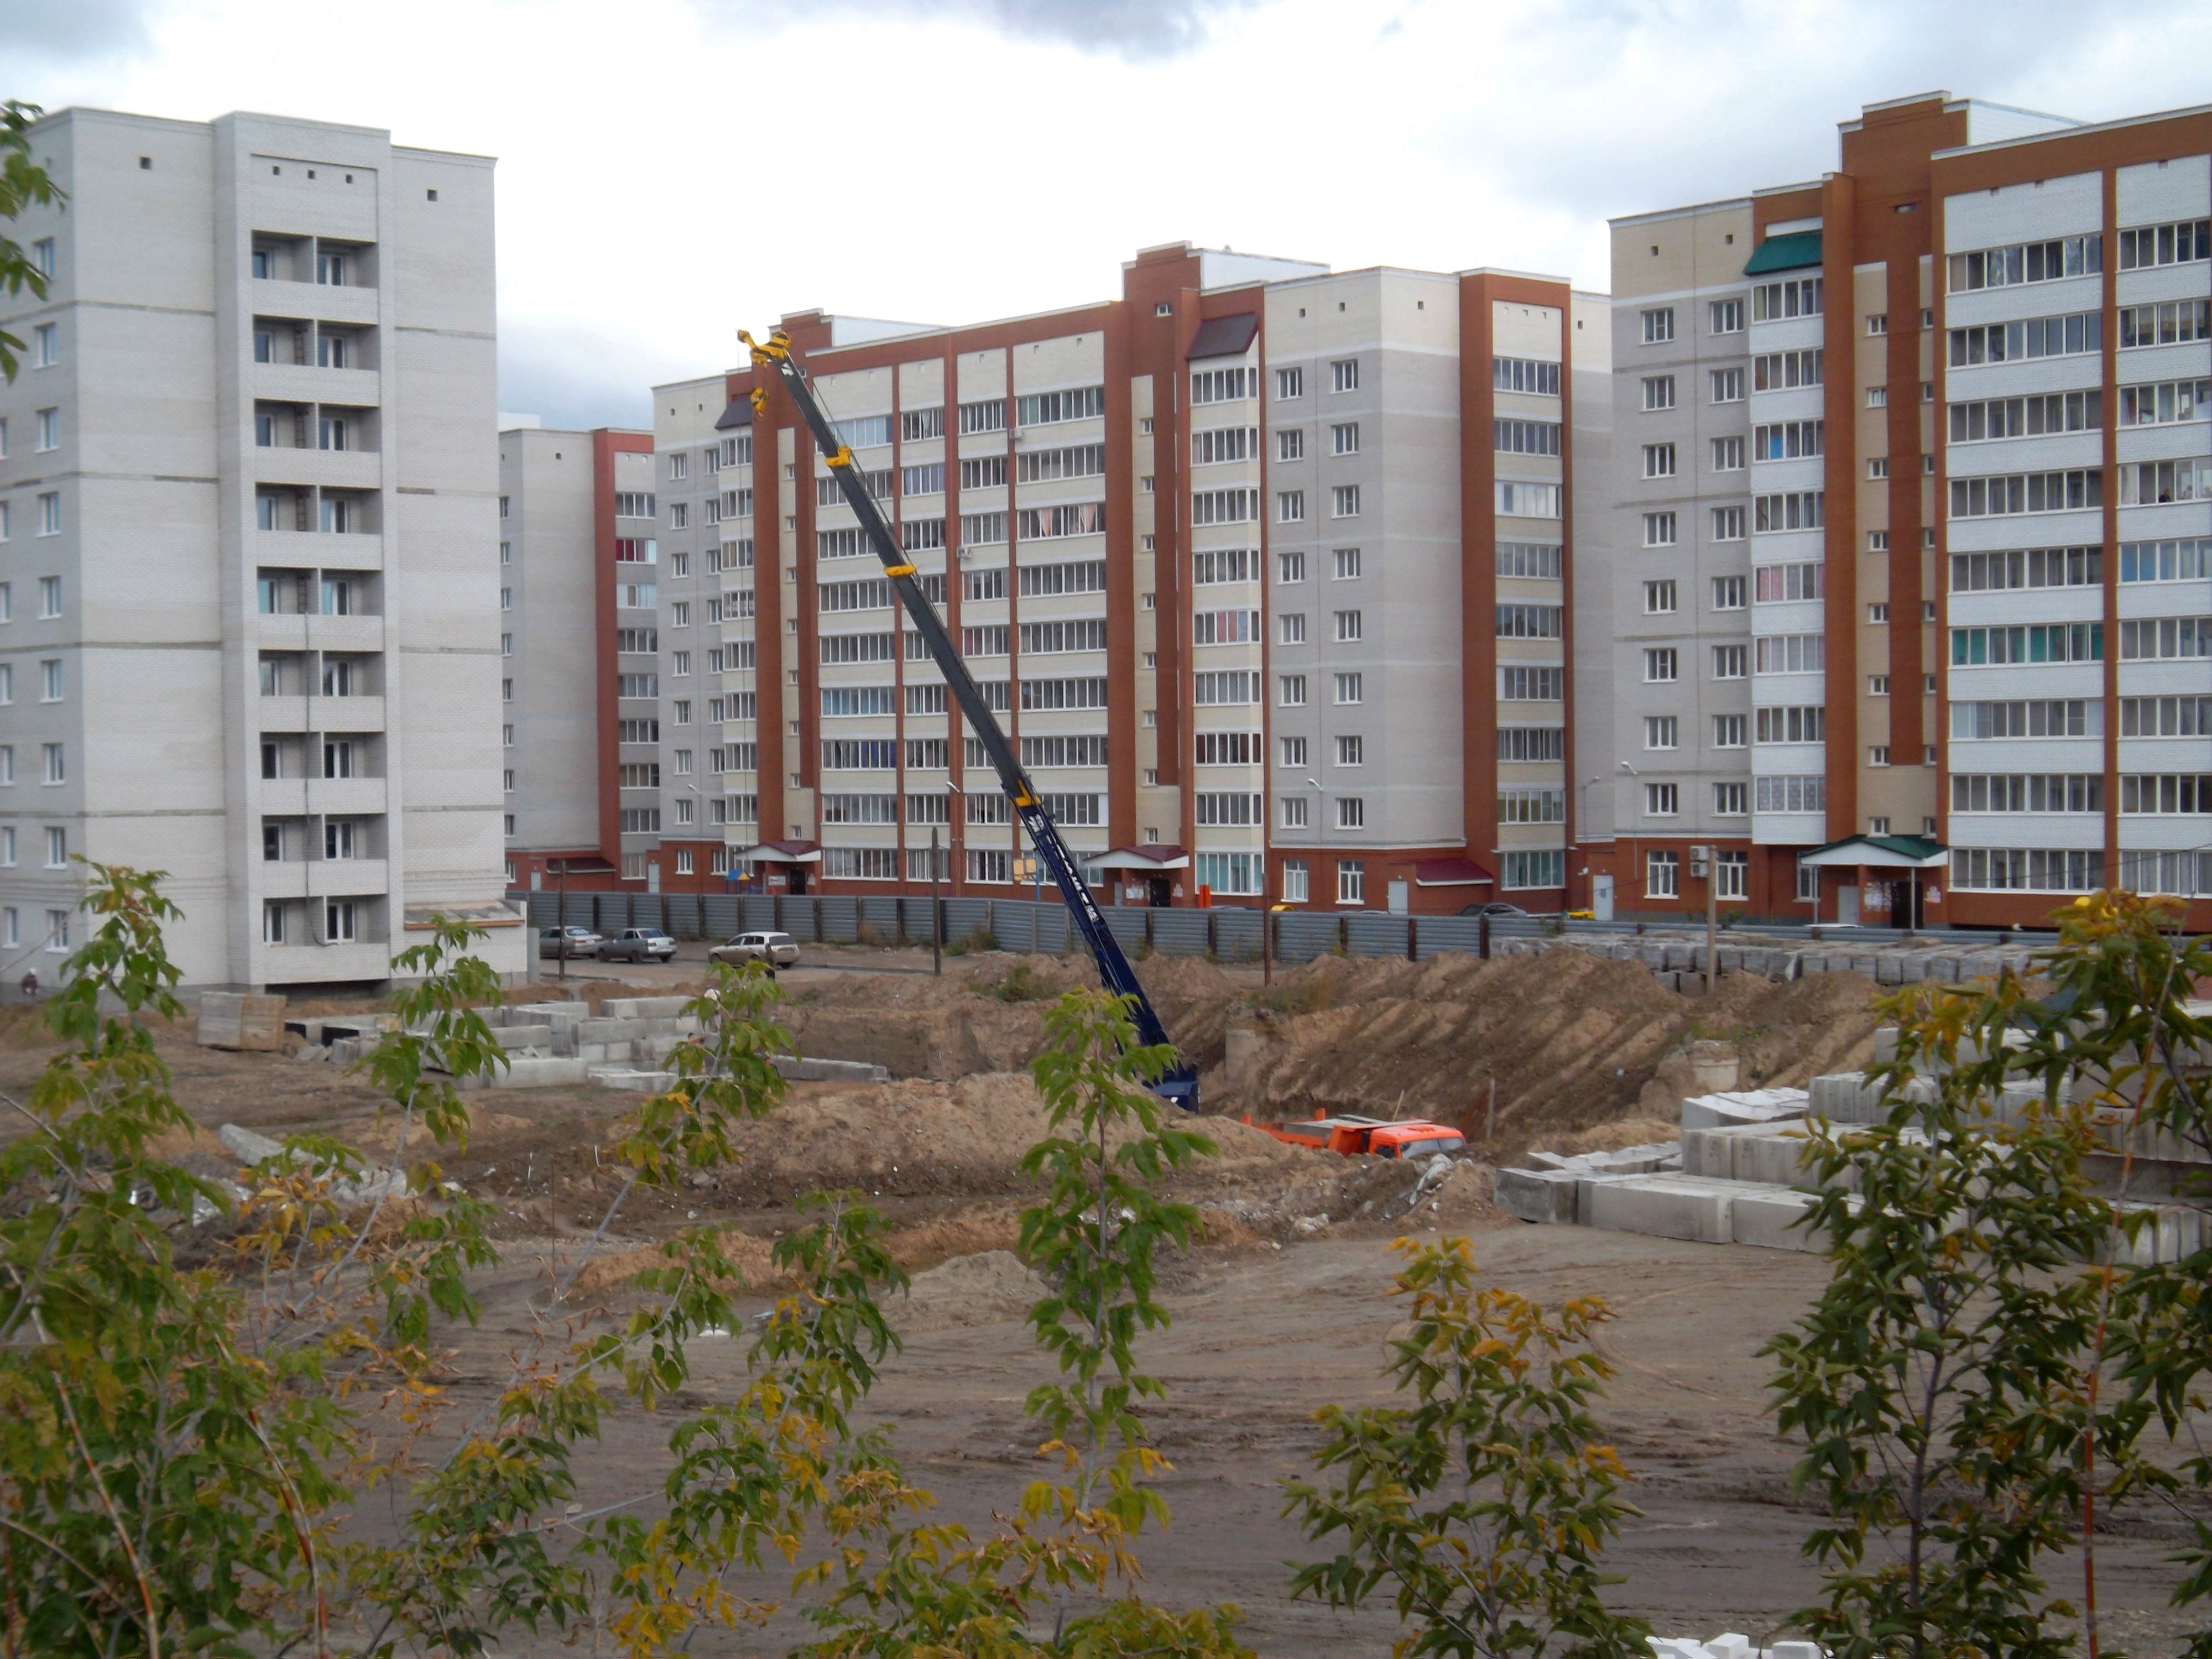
xmin=1764 ymin=944 xmax=2132 ymax=1659
xmin=1284 ymin=1237 xmax=1647 ymax=1659
xmin=1 ymin=100 xmax=63 ymax=382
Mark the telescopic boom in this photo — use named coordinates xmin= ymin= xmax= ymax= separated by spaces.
xmin=742 ymin=330 xmax=1199 ymax=1112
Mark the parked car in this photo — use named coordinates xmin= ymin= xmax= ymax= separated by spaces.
xmin=597 ymin=927 xmax=678 ymax=964
xmin=1458 ymin=901 xmax=1528 ymax=919
xmin=709 ymin=931 xmax=801 ymax=970
xmin=538 ymin=925 xmax=602 ymax=960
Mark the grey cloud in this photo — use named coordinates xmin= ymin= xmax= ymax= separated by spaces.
xmin=499 ymin=325 xmax=659 ymax=435
xmin=695 ymin=0 xmax=1262 ymax=61
xmin=0 ymin=0 xmax=159 ymax=62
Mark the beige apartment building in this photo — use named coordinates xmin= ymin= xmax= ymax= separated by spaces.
xmin=1600 ymin=92 xmax=2212 ymax=931
xmin=0 ymin=107 xmax=522 ymax=989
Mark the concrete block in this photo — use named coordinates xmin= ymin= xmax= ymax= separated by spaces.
xmin=488 ymin=1056 xmax=590 ymax=1089
xmin=1729 ymin=1187 xmax=1832 ymax=1252
xmin=2103 ymin=1203 xmax=2208 ymax=1266
xmin=602 ymin=995 xmax=693 ymax=1020
xmin=492 ymin=1024 xmax=556 ymax=1050
xmin=1680 ymin=1088 xmax=1808 ymax=1131
xmin=1495 ymin=1167 xmax=1580 ymax=1224
xmin=588 ymin=1066 xmax=677 ymax=1092
xmin=1580 ymin=1175 xmax=1738 ymax=1245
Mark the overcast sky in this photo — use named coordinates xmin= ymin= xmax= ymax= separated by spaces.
xmin=9 ymin=0 xmax=2210 ymax=429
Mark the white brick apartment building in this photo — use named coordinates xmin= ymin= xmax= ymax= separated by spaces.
xmin=0 ymin=108 xmax=522 ymax=989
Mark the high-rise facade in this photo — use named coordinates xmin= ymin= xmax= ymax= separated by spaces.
xmin=0 ymin=108 xmax=522 ymax=988
xmin=612 ymin=247 xmax=1610 ymax=913
xmin=1598 ymin=93 xmax=2212 ymax=930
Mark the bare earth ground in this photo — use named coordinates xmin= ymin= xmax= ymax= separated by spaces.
xmin=0 ymin=945 xmax=2203 ymax=1652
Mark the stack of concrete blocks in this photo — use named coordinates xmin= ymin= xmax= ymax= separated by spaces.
xmin=196 ymin=992 xmax=289 ymax=1051
xmin=1551 ymin=932 xmax=2033 ymax=990
xmin=1648 ymin=1639 xmax=1823 ymax=1659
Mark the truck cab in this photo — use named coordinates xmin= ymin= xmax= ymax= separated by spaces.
xmin=1256 ymin=1113 xmax=1465 ymax=1160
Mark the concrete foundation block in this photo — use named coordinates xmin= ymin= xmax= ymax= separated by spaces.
xmin=588 ymin=1066 xmax=677 ymax=1092
xmin=1580 ymin=1176 xmax=1739 ymax=1245
xmin=1496 ymin=1167 xmax=1581 ymax=1224
xmin=2103 ymin=1203 xmax=2209 ymax=1266
xmin=602 ymin=995 xmax=693 ymax=1020
xmin=492 ymin=1024 xmax=556 ymax=1050
xmin=1679 ymin=1088 xmax=1809 ymax=1131
xmin=771 ymin=1055 xmax=895 ymax=1084
xmin=1729 ymin=1187 xmax=1828 ymax=1251
xmin=198 ymin=992 xmax=288 ymax=1051
xmin=489 ymin=1056 xmax=590 ymax=1089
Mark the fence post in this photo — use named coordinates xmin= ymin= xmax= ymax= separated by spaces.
xmin=1406 ymin=915 xmax=1418 ymax=963
xmin=1144 ymin=908 xmax=1156 ymax=951
xmin=1207 ymin=909 xmax=1218 ymax=959
xmin=1479 ymin=912 xmax=1491 ymax=960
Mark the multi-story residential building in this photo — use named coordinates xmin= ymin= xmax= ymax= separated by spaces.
xmin=1599 ymin=92 xmax=2212 ymax=931
xmin=0 ymin=106 xmax=523 ymax=990
xmin=604 ymin=245 xmax=1611 ymax=913
xmin=495 ymin=418 xmax=651 ymax=891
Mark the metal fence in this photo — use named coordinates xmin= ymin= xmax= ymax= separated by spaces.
xmin=515 ymin=889 xmax=2057 ymax=967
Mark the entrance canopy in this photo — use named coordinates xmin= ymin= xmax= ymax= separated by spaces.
xmin=1082 ymin=845 xmax=1190 ymax=874
xmin=1412 ymin=857 xmax=1494 ymax=888
xmin=729 ymin=839 xmax=821 ymax=865
xmin=1797 ymin=833 xmax=1949 ymax=869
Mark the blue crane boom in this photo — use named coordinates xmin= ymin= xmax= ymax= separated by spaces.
xmin=742 ymin=330 xmax=1199 ymax=1112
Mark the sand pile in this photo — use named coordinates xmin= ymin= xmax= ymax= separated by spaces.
xmin=895 ymin=1250 xmax=1046 ymax=1333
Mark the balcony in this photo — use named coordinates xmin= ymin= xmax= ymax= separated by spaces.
xmin=252 ymin=276 xmax=379 ymax=326
xmin=257 ymin=939 xmax=395 ymax=985
xmin=258 ymin=858 xmax=391 ymax=900
xmin=252 ymin=529 xmax=382 ymax=570
xmin=255 ymin=693 xmax=387 ymax=733
xmin=258 ymin=777 xmax=388 ymax=817
xmin=253 ymin=361 xmax=380 ymax=407
xmin=254 ymin=446 xmax=382 ymax=492
xmin=253 ymin=612 xmax=386 ymax=652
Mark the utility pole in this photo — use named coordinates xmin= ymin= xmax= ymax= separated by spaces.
xmin=930 ymin=825 xmax=942 ymax=977
xmin=555 ymin=856 xmax=569 ymax=984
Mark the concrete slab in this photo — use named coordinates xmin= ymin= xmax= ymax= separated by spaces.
xmin=588 ymin=1066 xmax=677 ymax=1093
xmin=1580 ymin=1175 xmax=1740 ymax=1245
xmin=775 ymin=1055 xmax=891 ymax=1083
xmin=1680 ymin=1088 xmax=1808 ymax=1131
xmin=492 ymin=1024 xmax=556 ymax=1050
xmin=602 ymin=995 xmax=693 ymax=1020
xmin=1495 ymin=1166 xmax=1580 ymax=1225
xmin=1729 ymin=1187 xmax=1833 ymax=1253
xmin=488 ymin=1056 xmax=590 ymax=1089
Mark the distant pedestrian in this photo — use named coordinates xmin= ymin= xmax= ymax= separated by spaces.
xmin=17 ymin=971 xmax=38 ymax=1002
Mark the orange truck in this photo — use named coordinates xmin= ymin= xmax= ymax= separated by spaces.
xmin=1245 ymin=1112 xmax=1465 ymax=1161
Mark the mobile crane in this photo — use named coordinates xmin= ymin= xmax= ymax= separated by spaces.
xmin=742 ymin=329 xmax=1201 ymax=1113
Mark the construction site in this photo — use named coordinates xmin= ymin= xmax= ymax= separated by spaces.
xmin=7 ymin=926 xmax=2210 ymax=1656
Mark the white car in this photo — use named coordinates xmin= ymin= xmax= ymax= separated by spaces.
xmin=709 ymin=931 xmax=800 ymax=969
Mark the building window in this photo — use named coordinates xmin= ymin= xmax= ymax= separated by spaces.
xmin=1644 ymin=716 xmax=1678 ymax=750
xmin=1641 ymin=375 xmax=1676 ymax=411
xmin=1869 ymin=746 xmax=1891 ymax=766
xmin=1333 ymin=672 xmax=1363 ymax=704
xmin=41 ymin=744 xmax=64 ymax=785
xmin=1712 ymin=575 xmax=1746 ymax=609
xmin=1281 ymin=796 xmax=1308 ymax=830
xmin=1332 ymin=546 xmax=1362 ymax=580
xmin=1280 ymin=674 xmax=1307 ymax=707
xmin=1644 ymin=648 xmax=1678 ymax=683
xmin=1331 ymin=359 xmax=1358 ymax=393
xmin=1646 ymin=850 xmax=1679 ymax=898
xmin=1645 ymin=782 xmax=1679 ymax=816
xmin=1644 ymin=580 xmax=1678 ymax=614
xmin=1714 ymin=782 xmax=1748 ymax=818
xmin=1713 ymin=645 xmax=1747 ymax=679
xmin=1335 ymin=734 xmax=1364 ymax=766
xmin=45 ymin=826 xmax=67 ymax=868
xmin=1277 ymin=490 xmax=1305 ymax=523
xmin=1281 ymin=859 xmax=1308 ymax=902
xmin=1713 ymin=713 xmax=1747 ymax=748
xmin=38 ymin=493 xmax=60 ymax=536
xmin=45 ymin=910 xmax=70 ymax=953
xmin=1332 ymin=422 xmax=1359 ymax=455
xmin=1277 ymin=428 xmax=1304 ymax=461
xmin=1336 ymin=796 xmax=1364 ymax=830
xmin=1333 ymin=609 xmax=1363 ymax=642
xmin=1276 ymin=366 xmax=1303 ymax=400
xmin=1715 ymin=850 xmax=1749 ymax=898
xmin=1641 ymin=307 xmax=1675 ymax=343
xmin=1278 ymin=550 xmax=1306 ymax=582
xmin=33 ymin=324 xmax=56 ymax=368
xmin=1642 ymin=443 xmax=1676 ymax=479
xmin=1797 ymin=861 xmax=1820 ymax=901
xmin=1643 ymin=512 xmax=1677 ymax=547
xmin=1336 ymin=859 xmax=1364 ymax=904
xmin=1709 ymin=298 xmax=1745 ymax=335
xmin=1331 ymin=485 xmax=1360 ymax=518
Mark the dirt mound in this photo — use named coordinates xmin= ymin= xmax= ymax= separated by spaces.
xmin=886 ymin=1208 xmax=1023 ymax=1272
xmin=571 ymin=1227 xmax=790 ymax=1298
xmin=774 ymin=953 xmax=1245 ymax=1082
xmin=895 ymin=1250 xmax=1045 ymax=1332
xmin=1206 ymin=949 xmax=1882 ymax=1156
xmin=712 ymin=1072 xmax=1310 ymax=1207
xmin=1531 ymin=1118 xmax=1682 ymax=1158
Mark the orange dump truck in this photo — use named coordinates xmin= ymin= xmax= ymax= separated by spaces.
xmin=1245 ymin=1113 xmax=1465 ymax=1160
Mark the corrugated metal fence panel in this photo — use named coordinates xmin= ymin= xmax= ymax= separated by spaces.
xmin=633 ymin=895 xmax=666 ymax=933
xmin=776 ymin=898 xmax=819 ymax=942
xmin=943 ymin=898 xmax=992 ymax=947
xmin=1212 ymin=909 xmax=1262 ymax=962
xmin=742 ymin=896 xmax=778 ymax=932
xmin=1102 ymin=908 xmax=1149 ymax=952
xmin=703 ymin=896 xmax=742 ymax=937
xmin=1276 ymin=913 xmax=1342 ymax=964
xmin=1035 ymin=904 xmax=1071 ymax=955
xmin=857 ymin=896 xmax=902 ymax=942
xmin=525 ymin=894 xmax=555 ymax=928
xmin=561 ymin=894 xmax=598 ymax=930
xmin=1413 ymin=916 xmax=1486 ymax=960
xmin=1345 ymin=914 xmax=1411 ymax=959
xmin=899 ymin=897 xmax=937 ymax=945
xmin=990 ymin=901 xmax=1038 ymax=953
xmin=1149 ymin=910 xmax=1210 ymax=956
xmin=818 ymin=897 xmax=860 ymax=943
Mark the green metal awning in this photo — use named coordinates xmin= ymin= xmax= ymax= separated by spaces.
xmin=1744 ymin=230 xmax=1823 ymax=275
xmin=1798 ymin=833 xmax=1949 ymax=870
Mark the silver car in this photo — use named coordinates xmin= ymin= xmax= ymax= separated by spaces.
xmin=709 ymin=931 xmax=800 ymax=969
